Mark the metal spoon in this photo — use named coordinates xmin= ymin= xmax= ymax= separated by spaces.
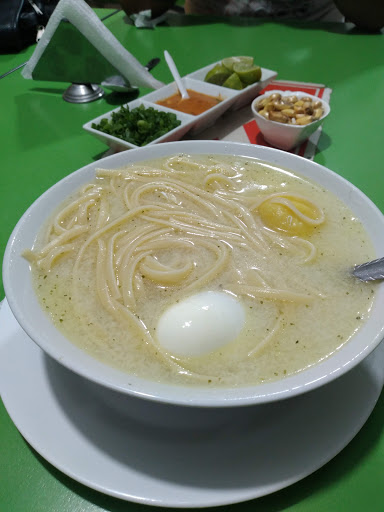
xmin=164 ymin=50 xmax=189 ymax=99
xmin=101 ymin=57 xmax=160 ymax=93
xmin=352 ymin=257 xmax=384 ymax=281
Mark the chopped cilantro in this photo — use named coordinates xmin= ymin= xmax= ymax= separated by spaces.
xmin=92 ymin=104 xmax=181 ymax=147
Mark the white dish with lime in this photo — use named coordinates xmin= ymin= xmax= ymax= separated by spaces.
xmin=83 ymin=56 xmax=277 ymax=151
xmin=186 ymin=56 xmax=277 ymax=111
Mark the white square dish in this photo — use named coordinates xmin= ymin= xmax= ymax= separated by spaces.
xmin=186 ymin=62 xmax=278 ymax=111
xmin=83 ymin=99 xmax=195 ymax=152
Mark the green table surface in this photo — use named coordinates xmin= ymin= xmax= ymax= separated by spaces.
xmin=1 ymin=8 xmax=383 ymax=512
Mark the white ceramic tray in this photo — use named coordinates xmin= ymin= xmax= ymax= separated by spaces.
xmin=83 ymin=61 xmax=277 ymax=151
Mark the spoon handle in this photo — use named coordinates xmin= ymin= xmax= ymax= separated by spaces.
xmin=164 ymin=50 xmax=189 ymax=99
xmin=352 ymin=257 xmax=384 ymax=281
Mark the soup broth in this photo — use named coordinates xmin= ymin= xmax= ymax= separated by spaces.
xmin=26 ymin=154 xmax=377 ymax=387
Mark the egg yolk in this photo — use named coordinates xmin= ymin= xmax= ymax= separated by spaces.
xmin=258 ymin=196 xmax=323 ymax=236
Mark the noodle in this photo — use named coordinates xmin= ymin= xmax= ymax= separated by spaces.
xmin=25 ymin=154 xmax=376 ymax=387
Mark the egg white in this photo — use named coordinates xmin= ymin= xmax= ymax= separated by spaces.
xmin=156 ymin=291 xmax=245 ymax=358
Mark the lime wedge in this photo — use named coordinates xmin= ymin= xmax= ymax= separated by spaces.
xmin=233 ymin=63 xmax=262 ymax=85
xmin=222 ymin=72 xmax=244 ymax=90
xmin=204 ymin=64 xmax=231 ymax=85
xmin=222 ymin=56 xmax=254 ymax=72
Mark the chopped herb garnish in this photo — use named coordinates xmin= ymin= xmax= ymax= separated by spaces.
xmin=92 ymin=104 xmax=181 ymax=147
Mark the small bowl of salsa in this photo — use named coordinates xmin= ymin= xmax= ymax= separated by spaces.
xmin=156 ymin=88 xmax=224 ymax=116
xmin=143 ymin=77 xmax=239 ymax=135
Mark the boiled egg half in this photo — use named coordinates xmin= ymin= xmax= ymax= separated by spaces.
xmin=156 ymin=291 xmax=245 ymax=358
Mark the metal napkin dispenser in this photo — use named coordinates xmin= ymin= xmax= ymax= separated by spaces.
xmin=21 ymin=0 xmax=163 ymax=102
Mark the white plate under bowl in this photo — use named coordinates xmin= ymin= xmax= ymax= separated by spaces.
xmin=83 ymin=99 xmax=194 ymax=152
xmin=1 ymin=299 xmax=383 ymax=508
xmin=186 ymin=62 xmax=278 ymax=110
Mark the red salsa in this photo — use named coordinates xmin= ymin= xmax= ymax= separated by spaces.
xmin=156 ymin=89 xmax=222 ymax=116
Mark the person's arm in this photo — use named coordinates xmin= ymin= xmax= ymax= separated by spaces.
xmin=333 ymin=0 xmax=384 ymax=30
xmin=184 ymin=0 xmax=230 ymax=15
xmin=119 ymin=0 xmax=176 ymax=17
